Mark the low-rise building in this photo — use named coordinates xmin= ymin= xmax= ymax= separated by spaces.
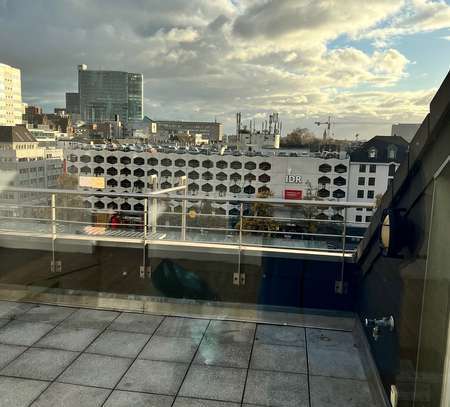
xmin=0 ymin=126 xmax=64 ymax=215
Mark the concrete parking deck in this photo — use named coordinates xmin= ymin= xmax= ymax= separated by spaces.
xmin=0 ymin=300 xmax=377 ymax=407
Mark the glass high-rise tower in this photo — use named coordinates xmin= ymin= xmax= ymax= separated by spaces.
xmin=78 ymin=64 xmax=143 ymax=123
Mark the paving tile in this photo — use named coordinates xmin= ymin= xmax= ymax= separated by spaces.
xmin=179 ymin=365 xmax=246 ymax=403
xmin=0 ymin=376 xmax=49 ymax=407
xmin=306 ymin=328 xmax=357 ymax=350
xmin=194 ymin=337 xmax=252 ymax=368
xmin=61 ymin=308 xmax=119 ymax=329
xmin=0 ymin=301 xmax=34 ymax=319
xmin=104 ymin=390 xmax=173 ymax=407
xmin=174 ymin=398 xmax=240 ymax=407
xmin=31 ymin=382 xmax=110 ymax=407
xmin=310 ymin=375 xmax=374 ymax=407
xmin=156 ymin=317 xmax=209 ymax=339
xmin=250 ymin=343 xmax=307 ymax=374
xmin=255 ymin=324 xmax=305 ymax=347
xmin=204 ymin=320 xmax=255 ymax=343
xmin=86 ymin=330 xmax=150 ymax=358
xmin=118 ymin=359 xmax=188 ymax=395
xmin=139 ymin=335 xmax=200 ymax=363
xmin=58 ymin=353 xmax=132 ymax=389
xmin=243 ymin=369 xmax=309 ymax=407
xmin=17 ymin=304 xmax=76 ymax=323
xmin=1 ymin=347 xmax=78 ymax=381
xmin=0 ymin=343 xmax=27 ymax=369
xmin=108 ymin=313 xmax=163 ymax=334
xmin=0 ymin=320 xmax=55 ymax=346
xmin=35 ymin=325 xmax=102 ymax=351
xmin=308 ymin=347 xmax=366 ymax=380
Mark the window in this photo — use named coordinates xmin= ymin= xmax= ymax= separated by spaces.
xmin=333 ymin=176 xmax=346 ymax=186
xmin=369 ymin=164 xmax=376 ymax=173
xmin=357 ymin=190 xmax=364 ymax=198
xmin=389 ymin=163 xmax=396 ymax=176
xmin=356 ymin=208 xmax=363 ymax=211
xmin=368 ymin=177 xmax=375 ymax=186
xmin=359 ymin=164 xmax=366 ymax=173
xmin=358 ymin=177 xmax=365 ymax=186
xmin=366 ymin=216 xmax=372 ymax=223
xmin=387 ymin=145 xmax=397 ymax=160
xmin=355 ymin=215 xmax=362 ymax=222
xmin=368 ymin=147 xmax=377 ymax=159
xmin=367 ymin=190 xmax=374 ymax=199
xmin=334 ymin=164 xmax=347 ymax=173
xmin=319 ymin=163 xmax=332 ymax=173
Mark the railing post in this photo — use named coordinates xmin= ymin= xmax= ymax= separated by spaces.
xmin=336 ymin=207 xmax=348 ymax=295
xmin=51 ymin=193 xmax=56 ymax=239
xmin=239 ymin=202 xmax=243 ymax=246
xmin=181 ymin=185 xmax=187 ymax=241
xmin=50 ymin=192 xmax=60 ymax=273
xmin=143 ymin=197 xmax=148 ymax=240
xmin=151 ymin=175 xmax=158 ymax=235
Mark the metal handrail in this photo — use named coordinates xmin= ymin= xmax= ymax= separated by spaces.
xmin=0 ymin=186 xmax=376 ymax=208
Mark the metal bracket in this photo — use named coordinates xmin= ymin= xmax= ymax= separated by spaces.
xmin=334 ymin=281 xmax=348 ymax=294
xmin=50 ymin=260 xmax=62 ymax=273
xmin=233 ymin=272 xmax=246 ymax=286
xmin=139 ymin=266 xmax=151 ymax=279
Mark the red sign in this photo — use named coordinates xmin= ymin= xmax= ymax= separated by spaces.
xmin=284 ymin=189 xmax=302 ymax=200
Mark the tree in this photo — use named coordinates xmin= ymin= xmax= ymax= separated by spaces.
xmin=280 ymin=128 xmax=320 ymax=148
xmin=237 ymin=191 xmax=279 ymax=233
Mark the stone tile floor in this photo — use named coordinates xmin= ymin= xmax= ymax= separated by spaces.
xmin=0 ymin=300 xmax=376 ymax=407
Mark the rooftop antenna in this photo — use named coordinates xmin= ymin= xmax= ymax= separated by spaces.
xmin=236 ymin=112 xmax=241 ymax=143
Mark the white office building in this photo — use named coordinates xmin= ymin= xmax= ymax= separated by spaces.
xmin=0 ymin=126 xmax=64 ymax=216
xmin=0 ymin=63 xmax=24 ymax=126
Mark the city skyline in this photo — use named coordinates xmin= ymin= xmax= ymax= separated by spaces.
xmin=1 ymin=0 xmax=450 ymax=138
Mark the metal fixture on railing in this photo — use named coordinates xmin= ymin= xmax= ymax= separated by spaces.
xmin=365 ymin=316 xmax=395 ymax=340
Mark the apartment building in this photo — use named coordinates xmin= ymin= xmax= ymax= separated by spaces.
xmin=348 ymin=135 xmax=409 ymax=225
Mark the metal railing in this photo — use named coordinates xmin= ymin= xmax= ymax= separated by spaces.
xmin=0 ymin=186 xmax=373 ymax=257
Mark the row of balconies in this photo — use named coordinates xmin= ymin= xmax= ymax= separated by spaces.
xmin=68 ymin=155 xmax=273 ymax=171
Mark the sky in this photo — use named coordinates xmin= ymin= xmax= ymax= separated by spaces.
xmin=1 ymin=0 xmax=450 ymax=139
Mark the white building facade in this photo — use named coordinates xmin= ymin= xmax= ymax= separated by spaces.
xmin=347 ymin=136 xmax=409 ymax=226
xmin=0 ymin=126 xmax=64 ymax=216
xmin=0 ymin=63 xmax=24 ymax=126
xmin=65 ymin=146 xmax=351 ymax=216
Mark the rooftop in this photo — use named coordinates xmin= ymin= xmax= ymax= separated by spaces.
xmin=0 ymin=126 xmax=37 ymax=143
xmin=0 ymin=300 xmax=379 ymax=407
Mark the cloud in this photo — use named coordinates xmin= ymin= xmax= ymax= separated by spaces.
xmin=364 ymin=0 xmax=450 ymax=44
xmin=0 ymin=0 xmax=444 ymax=139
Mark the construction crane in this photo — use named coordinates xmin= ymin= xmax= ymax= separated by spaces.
xmin=315 ymin=116 xmax=385 ymax=142
xmin=315 ymin=116 xmax=332 ymax=142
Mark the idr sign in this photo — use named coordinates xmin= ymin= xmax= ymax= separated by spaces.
xmin=285 ymin=175 xmax=303 ymax=184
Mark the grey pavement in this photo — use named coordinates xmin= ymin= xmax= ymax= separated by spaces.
xmin=0 ymin=300 xmax=376 ymax=406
